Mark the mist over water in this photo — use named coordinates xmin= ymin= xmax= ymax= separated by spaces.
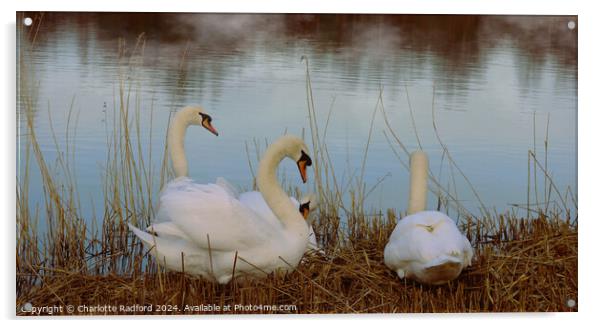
xmin=18 ymin=13 xmax=577 ymax=221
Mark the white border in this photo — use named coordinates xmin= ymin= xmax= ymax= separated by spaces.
xmin=9 ymin=0 xmax=580 ymax=15
xmin=3 ymin=0 xmax=599 ymax=326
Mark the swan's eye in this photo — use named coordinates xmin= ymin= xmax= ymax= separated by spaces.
xmin=199 ymin=113 xmax=213 ymax=123
xmin=299 ymin=202 xmax=310 ymax=212
xmin=299 ymin=150 xmax=312 ymax=166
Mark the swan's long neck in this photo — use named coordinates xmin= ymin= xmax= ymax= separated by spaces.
xmin=257 ymin=141 xmax=308 ymax=235
xmin=167 ymin=111 xmax=190 ymax=178
xmin=408 ymin=150 xmax=428 ymax=214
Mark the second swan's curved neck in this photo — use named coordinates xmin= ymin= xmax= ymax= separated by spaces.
xmin=168 ymin=111 xmax=190 ymax=178
xmin=257 ymin=141 xmax=307 ymax=232
xmin=408 ymin=150 xmax=428 ymax=215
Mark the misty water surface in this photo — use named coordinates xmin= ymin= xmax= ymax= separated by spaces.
xmin=17 ymin=13 xmax=578 ymax=221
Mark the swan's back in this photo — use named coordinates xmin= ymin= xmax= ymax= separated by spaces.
xmin=155 ymin=177 xmax=281 ymax=250
xmin=238 ymin=190 xmax=293 ymax=226
xmin=238 ymin=191 xmax=320 ymax=251
xmin=384 ymin=211 xmax=473 ymax=284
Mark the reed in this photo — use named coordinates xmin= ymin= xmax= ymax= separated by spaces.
xmin=16 ymin=31 xmax=577 ymax=315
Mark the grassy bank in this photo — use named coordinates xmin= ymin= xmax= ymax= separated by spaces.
xmin=16 ymin=30 xmax=577 ymax=314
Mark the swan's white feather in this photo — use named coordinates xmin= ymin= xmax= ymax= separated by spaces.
xmin=154 ymin=177 xmax=280 ymax=251
xmin=145 ymin=221 xmax=192 ymax=241
xmin=129 ymin=223 xmax=217 ymax=281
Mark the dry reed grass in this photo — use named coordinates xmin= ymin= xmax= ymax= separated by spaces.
xmin=17 ymin=211 xmax=577 ymax=314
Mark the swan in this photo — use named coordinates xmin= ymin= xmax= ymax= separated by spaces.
xmin=384 ymin=150 xmax=473 ymax=285
xmin=129 ymin=135 xmax=313 ymax=284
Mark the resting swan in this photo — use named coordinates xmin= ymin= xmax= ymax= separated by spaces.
xmin=384 ymin=151 xmax=473 ymax=285
xmin=129 ymin=135 xmax=313 ymax=284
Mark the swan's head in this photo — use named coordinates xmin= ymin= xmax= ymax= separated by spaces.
xmin=280 ymin=136 xmax=312 ymax=183
xmin=298 ymin=193 xmax=317 ymax=219
xmin=261 ymin=135 xmax=313 ymax=184
xmin=181 ymin=106 xmax=219 ymax=136
xmin=299 ymin=201 xmax=310 ymax=219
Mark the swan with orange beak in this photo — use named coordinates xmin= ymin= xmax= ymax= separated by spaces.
xmin=130 ymin=135 xmax=315 ymax=284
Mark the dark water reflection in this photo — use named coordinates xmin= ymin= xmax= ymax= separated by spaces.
xmin=18 ymin=13 xmax=577 ymax=219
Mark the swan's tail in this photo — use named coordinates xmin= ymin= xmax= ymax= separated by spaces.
xmin=306 ymin=225 xmax=325 ymax=255
xmin=128 ymin=223 xmax=156 ymax=249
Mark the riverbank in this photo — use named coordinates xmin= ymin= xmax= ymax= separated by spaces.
xmin=17 ymin=211 xmax=577 ymax=314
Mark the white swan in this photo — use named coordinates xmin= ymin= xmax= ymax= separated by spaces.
xmin=384 ymin=151 xmax=473 ymax=285
xmin=129 ymin=135 xmax=313 ymax=284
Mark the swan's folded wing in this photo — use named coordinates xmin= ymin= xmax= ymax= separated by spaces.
xmin=384 ymin=223 xmax=421 ymax=266
xmin=157 ymin=180 xmax=279 ymax=251
xmin=238 ymin=191 xmax=269 ymax=217
xmin=462 ymin=235 xmax=474 ymax=266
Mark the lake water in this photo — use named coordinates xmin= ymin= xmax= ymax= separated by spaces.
xmin=17 ymin=13 xmax=578 ymax=220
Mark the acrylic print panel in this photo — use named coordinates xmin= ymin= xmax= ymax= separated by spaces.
xmin=16 ymin=12 xmax=577 ymax=315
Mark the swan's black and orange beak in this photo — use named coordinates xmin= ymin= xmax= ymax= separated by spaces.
xmin=299 ymin=201 xmax=311 ymax=220
xmin=200 ymin=113 xmax=219 ymax=136
xmin=296 ymin=150 xmax=312 ymax=183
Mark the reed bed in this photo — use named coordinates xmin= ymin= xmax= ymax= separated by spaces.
xmin=17 ymin=212 xmax=577 ymax=314
xmin=16 ymin=29 xmax=577 ymax=315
